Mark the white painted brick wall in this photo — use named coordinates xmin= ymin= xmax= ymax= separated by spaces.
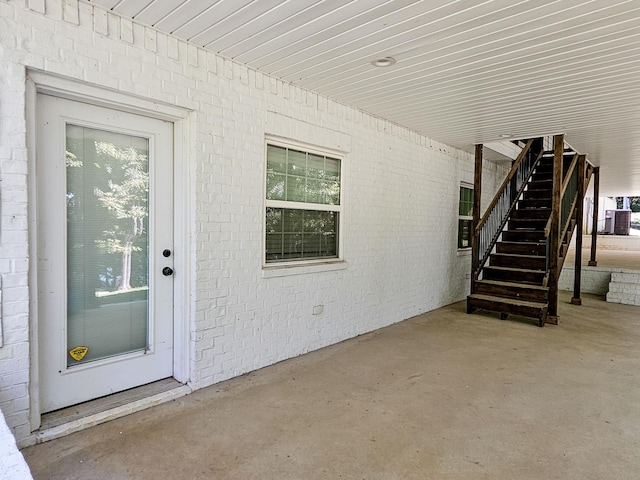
xmin=0 ymin=0 xmax=508 ymax=449
xmin=0 ymin=409 xmax=32 ymax=479
xmin=559 ymin=266 xmax=612 ymax=295
xmin=560 ymin=265 xmax=640 ymax=306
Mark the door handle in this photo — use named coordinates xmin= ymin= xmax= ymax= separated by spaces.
xmin=162 ymin=267 xmax=174 ymax=276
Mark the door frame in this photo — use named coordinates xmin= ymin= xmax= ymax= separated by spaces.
xmin=26 ymin=71 xmax=194 ymax=431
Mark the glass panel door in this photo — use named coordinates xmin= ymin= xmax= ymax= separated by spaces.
xmin=66 ymin=125 xmax=150 ymax=366
xmin=37 ymin=94 xmax=175 ymax=413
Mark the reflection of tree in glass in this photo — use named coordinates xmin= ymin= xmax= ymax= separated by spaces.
xmin=93 ymin=142 xmax=148 ymax=291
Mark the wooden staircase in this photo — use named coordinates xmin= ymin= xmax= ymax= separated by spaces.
xmin=467 ymin=136 xmax=594 ymax=327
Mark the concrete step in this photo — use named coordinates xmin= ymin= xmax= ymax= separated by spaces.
xmin=606 ymin=272 xmax=640 ymax=306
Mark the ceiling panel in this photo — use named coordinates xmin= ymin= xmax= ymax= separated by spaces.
xmin=154 ymin=0 xmax=221 ymax=33
xmin=133 ymin=0 xmax=183 ymax=26
xmin=84 ymin=0 xmax=640 ymax=195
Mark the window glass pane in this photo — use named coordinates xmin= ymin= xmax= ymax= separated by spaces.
xmin=307 ymin=153 xmax=325 ymax=179
xmin=286 ymin=176 xmax=307 ymax=202
xmin=66 ymin=124 xmax=149 ymax=366
xmin=266 ymin=234 xmax=283 ymax=258
xmin=283 ymin=208 xmax=303 ymax=233
xmin=306 ymin=179 xmax=325 ymax=204
xmin=266 ymin=207 xmax=283 ymax=234
xmin=287 ymin=149 xmax=307 ymax=177
xmin=459 ymin=186 xmax=473 ymax=216
xmin=458 ymin=219 xmax=472 ymax=249
xmin=326 ymin=158 xmax=341 ymax=204
xmin=267 ymin=145 xmax=287 ymax=174
xmin=265 ymin=208 xmax=338 ymax=262
xmin=326 ymin=180 xmax=340 ymax=205
xmin=325 ymin=157 xmax=340 ymax=181
xmin=283 ymin=233 xmax=303 ymax=258
xmin=266 ymin=173 xmax=286 ymax=201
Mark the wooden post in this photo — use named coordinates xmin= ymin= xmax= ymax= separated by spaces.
xmin=547 ymin=134 xmax=564 ymax=324
xmin=471 ymin=144 xmax=483 ymax=293
xmin=571 ymin=155 xmax=586 ymax=305
xmin=588 ymin=167 xmax=600 ymax=267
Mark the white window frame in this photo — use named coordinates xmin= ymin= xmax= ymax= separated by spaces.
xmin=263 ymin=136 xmax=345 ymax=269
xmin=458 ymin=183 xmax=474 ymax=251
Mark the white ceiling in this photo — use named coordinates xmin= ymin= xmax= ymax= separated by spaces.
xmin=86 ymin=0 xmax=640 ymax=196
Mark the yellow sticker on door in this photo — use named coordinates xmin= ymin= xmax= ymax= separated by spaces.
xmin=69 ymin=346 xmax=89 ymax=361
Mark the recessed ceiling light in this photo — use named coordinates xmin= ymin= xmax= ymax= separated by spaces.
xmin=499 ymin=134 xmax=512 ymax=138
xmin=371 ymin=57 xmax=396 ymax=67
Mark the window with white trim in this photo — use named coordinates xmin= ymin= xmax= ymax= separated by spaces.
xmin=265 ymin=141 xmax=342 ymax=264
xmin=458 ymin=185 xmax=473 ymax=249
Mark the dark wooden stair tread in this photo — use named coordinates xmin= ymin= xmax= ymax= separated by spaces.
xmin=475 ymin=279 xmax=548 ymax=292
xmin=467 ymin=293 xmax=548 ymax=326
xmin=491 ymin=252 xmax=544 ymax=260
xmin=499 ymin=241 xmax=545 ymax=247
xmin=483 ymin=265 xmax=545 ymax=274
xmin=468 ymin=293 xmax=547 ymax=309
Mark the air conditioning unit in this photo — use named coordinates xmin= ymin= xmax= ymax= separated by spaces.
xmin=615 ymin=210 xmax=632 ymax=235
xmin=604 ymin=209 xmax=631 ymax=235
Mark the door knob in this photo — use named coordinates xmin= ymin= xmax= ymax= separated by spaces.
xmin=162 ymin=267 xmax=174 ymax=276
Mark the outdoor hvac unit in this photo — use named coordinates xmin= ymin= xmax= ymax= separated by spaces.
xmin=604 ymin=209 xmax=631 ymax=235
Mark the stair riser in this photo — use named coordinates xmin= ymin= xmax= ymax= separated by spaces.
xmin=518 ymin=199 xmax=551 ymax=209
xmin=473 ymin=282 xmax=548 ymax=302
xmin=490 ymin=255 xmax=546 ymax=270
xmin=467 ymin=297 xmax=547 ymax=323
xmin=531 ymin=174 xmax=553 ymax=183
xmin=512 ymin=209 xmax=551 ymax=220
xmin=509 ymin=219 xmax=548 ymax=230
xmin=483 ymin=268 xmax=545 ymax=284
xmin=528 ymin=180 xmax=552 ymax=190
xmin=523 ymin=189 xmax=552 ymax=199
xmin=502 ymin=231 xmax=546 ymax=242
xmin=496 ymin=242 xmax=546 ymax=255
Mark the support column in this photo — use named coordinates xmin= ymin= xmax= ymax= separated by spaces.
xmin=588 ymin=167 xmax=600 ymax=267
xmin=471 ymin=144 xmax=483 ymax=293
xmin=547 ymin=134 xmax=564 ymax=324
xmin=571 ymin=155 xmax=586 ymax=305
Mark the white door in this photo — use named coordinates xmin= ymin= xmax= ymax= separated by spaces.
xmin=37 ymin=94 xmax=175 ymax=413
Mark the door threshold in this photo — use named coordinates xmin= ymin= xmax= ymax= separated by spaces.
xmin=36 ymin=378 xmax=191 ymax=443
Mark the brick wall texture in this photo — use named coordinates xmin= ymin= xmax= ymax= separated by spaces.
xmin=0 ymin=0 xmax=507 ymax=445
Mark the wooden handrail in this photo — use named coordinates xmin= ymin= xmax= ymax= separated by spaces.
xmin=560 ymin=153 xmax=579 ymax=198
xmin=558 ymin=193 xmax=580 ymax=253
xmin=544 ymin=217 xmax=552 ymax=237
xmin=546 ymin=156 xmax=596 ymax=264
xmin=544 ymin=153 xmax=589 ymax=237
xmin=475 ymin=138 xmax=535 ymax=234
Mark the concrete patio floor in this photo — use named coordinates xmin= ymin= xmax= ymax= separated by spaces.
xmin=23 ymin=292 xmax=640 ymax=480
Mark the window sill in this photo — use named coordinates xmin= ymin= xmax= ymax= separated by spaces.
xmin=262 ymin=260 xmax=348 ymax=278
xmin=457 ymin=248 xmax=472 ymax=256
